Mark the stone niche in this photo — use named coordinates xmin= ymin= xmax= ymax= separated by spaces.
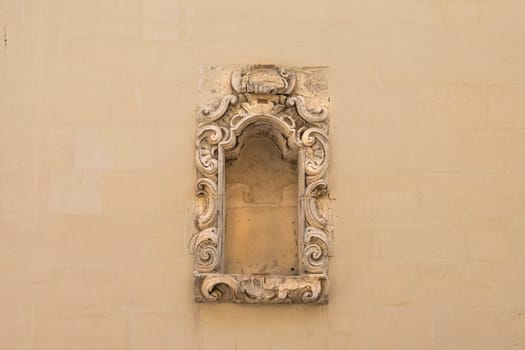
xmin=192 ymin=65 xmax=332 ymax=304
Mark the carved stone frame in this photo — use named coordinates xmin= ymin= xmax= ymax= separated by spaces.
xmin=192 ymin=65 xmax=331 ymax=304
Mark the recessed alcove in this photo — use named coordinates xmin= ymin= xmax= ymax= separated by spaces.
xmin=225 ymin=133 xmax=299 ymax=276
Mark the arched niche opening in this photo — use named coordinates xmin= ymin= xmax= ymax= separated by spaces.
xmin=193 ymin=65 xmax=331 ymax=304
xmin=224 ymin=124 xmax=299 ymax=276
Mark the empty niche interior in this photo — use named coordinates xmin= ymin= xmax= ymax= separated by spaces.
xmin=224 ymin=124 xmax=299 ymax=276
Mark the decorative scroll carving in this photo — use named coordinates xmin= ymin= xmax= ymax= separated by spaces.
xmin=195 ymin=274 xmax=327 ymax=304
xmin=191 ymin=227 xmax=220 ymax=273
xmin=305 ymin=179 xmax=329 ymax=229
xmin=303 ymin=227 xmax=329 ymax=273
xmin=195 ymin=125 xmax=225 ymax=176
xmin=231 ymin=65 xmax=296 ymax=95
xmin=193 ymin=65 xmax=331 ymax=304
xmin=195 ymin=178 xmax=218 ymax=229
xmin=198 ymin=95 xmax=238 ymax=122
xmin=300 ymin=127 xmax=329 ymax=183
xmin=286 ymin=96 xmax=329 ymax=123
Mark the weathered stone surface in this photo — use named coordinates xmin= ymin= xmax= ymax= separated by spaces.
xmin=192 ymin=65 xmax=331 ymax=304
xmin=194 ymin=274 xmax=328 ymax=304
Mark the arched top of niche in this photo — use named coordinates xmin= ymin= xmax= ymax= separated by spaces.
xmin=224 ymin=119 xmax=298 ymax=162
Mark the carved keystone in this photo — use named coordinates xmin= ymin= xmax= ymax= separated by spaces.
xmin=231 ymin=65 xmax=296 ymax=95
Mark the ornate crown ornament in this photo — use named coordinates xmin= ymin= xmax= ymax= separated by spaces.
xmin=193 ymin=65 xmax=332 ymax=304
xmin=231 ymin=65 xmax=296 ymax=95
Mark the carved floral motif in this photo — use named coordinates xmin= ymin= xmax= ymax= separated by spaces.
xmin=193 ymin=65 xmax=331 ymax=304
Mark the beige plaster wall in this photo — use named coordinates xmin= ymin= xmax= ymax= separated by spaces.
xmin=1 ymin=0 xmax=524 ymax=349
